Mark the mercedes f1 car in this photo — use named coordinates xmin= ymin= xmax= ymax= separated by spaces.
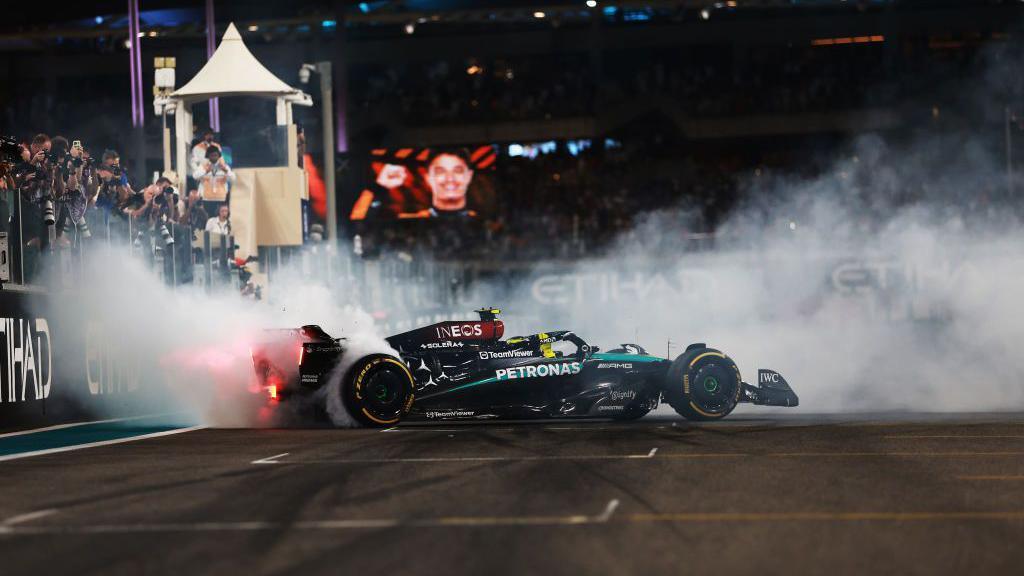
xmin=250 ymin=309 xmax=798 ymax=427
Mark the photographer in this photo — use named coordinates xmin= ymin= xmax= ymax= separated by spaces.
xmin=0 ymin=137 xmax=23 ymax=234
xmin=0 ymin=159 xmax=14 ymax=235
xmin=128 ymin=177 xmax=180 ymax=254
xmin=181 ymin=188 xmax=209 ymax=232
xmin=50 ymin=136 xmax=91 ymax=242
xmin=17 ymin=133 xmax=53 ymax=235
xmin=95 ymin=150 xmax=132 ymax=212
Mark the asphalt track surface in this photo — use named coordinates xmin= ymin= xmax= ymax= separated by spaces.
xmin=2 ymin=412 xmax=1024 ymax=575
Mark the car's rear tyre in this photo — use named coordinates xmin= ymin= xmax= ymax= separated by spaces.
xmin=663 ymin=347 xmax=741 ymax=421
xmin=342 ymin=354 xmax=415 ymax=427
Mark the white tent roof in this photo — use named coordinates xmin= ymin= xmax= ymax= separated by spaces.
xmin=171 ymin=22 xmax=301 ymax=103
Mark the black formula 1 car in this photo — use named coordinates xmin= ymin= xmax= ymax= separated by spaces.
xmin=250 ymin=309 xmax=798 ymax=427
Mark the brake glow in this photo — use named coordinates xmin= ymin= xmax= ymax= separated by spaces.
xmin=298 ymin=345 xmax=305 ymax=366
xmin=267 ymin=384 xmax=278 ymax=401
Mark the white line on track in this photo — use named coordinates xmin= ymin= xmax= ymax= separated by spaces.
xmin=597 ymin=499 xmax=620 ymax=522
xmin=252 ymin=449 xmax=659 ymax=465
xmin=0 ymin=426 xmax=206 ymax=463
xmin=0 ymin=500 xmax=622 ymax=535
xmin=0 ymin=510 xmax=57 ymax=535
xmin=380 ymin=428 xmax=464 ymax=433
xmin=252 ymin=453 xmax=290 ymax=465
xmin=0 ymin=413 xmax=186 ymax=439
xmin=380 ymin=425 xmax=667 ymax=433
xmin=2 ymin=509 xmax=57 ymax=526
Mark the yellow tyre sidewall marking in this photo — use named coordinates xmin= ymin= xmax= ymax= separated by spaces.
xmin=353 ymin=357 xmax=416 ymax=424
xmin=686 ymin=353 xmax=742 ymax=418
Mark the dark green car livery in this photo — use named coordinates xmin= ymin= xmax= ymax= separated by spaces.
xmin=256 ymin=309 xmax=798 ymax=427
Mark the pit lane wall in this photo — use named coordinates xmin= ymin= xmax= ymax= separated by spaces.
xmin=0 ymin=289 xmax=145 ymax=429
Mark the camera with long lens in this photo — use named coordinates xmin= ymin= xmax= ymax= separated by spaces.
xmin=42 ymin=200 xmax=56 ymax=225
xmin=153 ymin=186 xmax=175 ymax=206
xmin=159 ymin=223 xmax=174 ymax=246
xmin=77 ymin=216 xmax=91 ymax=238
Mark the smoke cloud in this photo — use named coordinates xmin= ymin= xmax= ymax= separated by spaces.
xmin=484 ymin=131 xmax=1024 ymax=414
xmin=42 ymin=245 xmax=388 ymax=427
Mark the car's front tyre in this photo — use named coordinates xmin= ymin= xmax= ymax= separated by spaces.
xmin=663 ymin=346 xmax=742 ymax=421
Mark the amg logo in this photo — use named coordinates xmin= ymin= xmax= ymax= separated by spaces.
xmin=597 ymin=362 xmax=633 ymax=369
xmin=496 ymin=362 xmax=581 ymax=381
xmin=435 ymin=324 xmax=483 ymax=339
xmin=426 ymin=409 xmax=474 ymax=419
xmin=479 ymin=349 xmax=534 ymax=360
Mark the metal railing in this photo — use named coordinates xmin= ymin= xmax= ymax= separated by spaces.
xmin=1 ymin=189 xmax=238 ymax=294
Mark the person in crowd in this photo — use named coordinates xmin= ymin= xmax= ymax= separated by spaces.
xmin=193 ymin=145 xmax=235 ymax=211
xmin=205 ymin=204 xmax=231 ymax=236
xmin=190 ymin=128 xmax=219 ymax=176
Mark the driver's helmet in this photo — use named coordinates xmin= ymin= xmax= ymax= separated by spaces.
xmin=506 ymin=333 xmax=558 ymax=358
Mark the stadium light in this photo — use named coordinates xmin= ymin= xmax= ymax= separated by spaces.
xmin=586 ymin=0 xmax=598 ymax=7
xmin=404 ymin=22 xmax=415 ymax=34
xmin=701 ymin=8 xmax=710 ymax=20
xmin=534 ymin=11 xmax=546 ymax=18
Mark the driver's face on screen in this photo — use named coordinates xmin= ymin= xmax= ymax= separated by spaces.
xmin=427 ymin=154 xmax=473 ymax=211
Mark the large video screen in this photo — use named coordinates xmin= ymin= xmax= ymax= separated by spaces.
xmin=350 ymin=146 xmax=497 ymax=221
